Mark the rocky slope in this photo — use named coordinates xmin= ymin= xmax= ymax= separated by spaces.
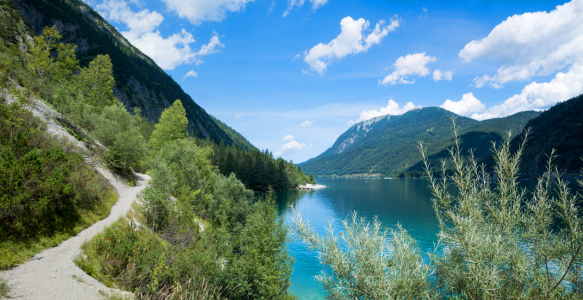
xmin=2 ymin=0 xmax=234 ymax=145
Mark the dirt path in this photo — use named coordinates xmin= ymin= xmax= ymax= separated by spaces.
xmin=0 ymin=168 xmax=150 ymax=299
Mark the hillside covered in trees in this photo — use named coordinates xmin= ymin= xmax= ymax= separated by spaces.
xmin=301 ymin=107 xmax=540 ymax=176
xmin=508 ymin=94 xmax=583 ymax=177
xmin=0 ymin=22 xmax=301 ymax=298
xmin=1 ymin=0 xmax=236 ymax=144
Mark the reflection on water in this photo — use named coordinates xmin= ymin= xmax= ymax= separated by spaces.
xmin=276 ymin=177 xmax=581 ymax=299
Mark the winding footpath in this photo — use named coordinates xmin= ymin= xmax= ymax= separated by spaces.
xmin=0 ymin=167 xmax=149 ymax=299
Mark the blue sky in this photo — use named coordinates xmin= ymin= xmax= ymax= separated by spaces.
xmin=84 ymin=0 xmax=583 ymax=163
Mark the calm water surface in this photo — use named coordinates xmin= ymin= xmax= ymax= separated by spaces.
xmin=276 ymin=178 xmax=442 ymax=299
xmin=276 ymin=178 xmax=567 ymax=299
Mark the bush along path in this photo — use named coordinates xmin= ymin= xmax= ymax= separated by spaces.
xmin=0 ymin=167 xmax=149 ymax=300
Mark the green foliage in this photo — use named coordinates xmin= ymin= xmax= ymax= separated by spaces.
xmin=79 ymin=139 xmax=295 ymax=299
xmin=93 ymin=103 xmax=148 ymax=170
xmin=294 ymin=123 xmax=583 ymax=299
xmin=509 ymin=93 xmax=583 ymax=176
xmin=77 ymin=54 xmax=116 ymax=109
xmin=203 ymin=140 xmax=314 ymax=191
xmin=149 ymin=100 xmax=189 ymax=153
xmin=292 ymin=213 xmax=432 ymax=299
xmin=0 ymin=276 xmax=9 ymax=297
xmin=5 ymin=0 xmax=233 ymax=144
xmin=208 ymin=173 xmax=253 ymax=230
xmin=301 ymin=107 xmax=540 ymax=176
xmin=0 ymin=93 xmax=116 ymax=269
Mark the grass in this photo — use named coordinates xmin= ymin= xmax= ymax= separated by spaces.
xmin=0 ymin=276 xmax=9 ymax=297
xmin=0 ymin=190 xmax=118 ymax=270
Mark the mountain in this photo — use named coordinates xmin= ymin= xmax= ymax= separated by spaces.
xmin=507 ymin=94 xmax=583 ymax=177
xmin=210 ymin=116 xmax=256 ymax=151
xmin=300 ymin=107 xmax=540 ymax=176
xmin=2 ymin=0 xmax=236 ymax=145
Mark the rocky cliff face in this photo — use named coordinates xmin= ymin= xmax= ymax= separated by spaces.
xmin=8 ymin=0 xmax=233 ymax=145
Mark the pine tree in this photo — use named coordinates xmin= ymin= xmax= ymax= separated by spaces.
xmin=149 ymin=100 xmax=188 ymax=153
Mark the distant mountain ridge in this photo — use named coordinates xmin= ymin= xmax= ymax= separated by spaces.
xmin=2 ymin=0 xmax=241 ymax=146
xmin=301 ymin=107 xmax=540 ymax=176
xmin=508 ymin=94 xmax=583 ymax=177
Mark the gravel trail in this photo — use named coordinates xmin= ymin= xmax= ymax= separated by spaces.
xmin=0 ymin=168 xmax=149 ymax=299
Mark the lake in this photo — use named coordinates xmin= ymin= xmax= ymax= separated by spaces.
xmin=276 ymin=178 xmax=442 ymax=299
xmin=275 ymin=177 xmax=565 ymax=299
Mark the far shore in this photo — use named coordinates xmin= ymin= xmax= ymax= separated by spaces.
xmin=298 ymin=184 xmax=327 ymax=190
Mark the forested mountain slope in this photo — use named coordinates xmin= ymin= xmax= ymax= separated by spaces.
xmin=301 ymin=107 xmax=540 ymax=176
xmin=508 ymin=94 xmax=583 ymax=177
xmin=1 ymin=0 xmax=234 ymax=144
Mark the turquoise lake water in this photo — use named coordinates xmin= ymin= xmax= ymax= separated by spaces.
xmin=276 ymin=178 xmax=442 ymax=299
xmin=275 ymin=177 xmax=566 ymax=299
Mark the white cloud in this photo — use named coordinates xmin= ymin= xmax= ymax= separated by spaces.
xmin=161 ymin=0 xmax=254 ymax=25
xmin=97 ymin=0 xmax=223 ymax=70
xmin=471 ymin=62 xmax=583 ymax=120
xmin=354 ymin=100 xmax=416 ymax=123
xmin=283 ymin=0 xmax=329 ymax=17
xmin=275 ymin=140 xmax=306 ymax=155
xmin=379 ymin=52 xmax=436 ymax=85
xmin=182 ymin=70 xmax=198 ymax=80
xmin=300 ymin=120 xmax=314 ymax=127
xmin=235 ymin=113 xmax=246 ymax=119
xmin=433 ymin=69 xmax=453 ymax=81
xmin=304 ymin=16 xmax=399 ymax=74
xmin=267 ymin=1 xmax=275 ymax=15
xmin=459 ymin=0 xmax=583 ymax=88
xmin=346 ymin=120 xmax=355 ymax=126
xmin=440 ymin=92 xmax=485 ymax=116
xmin=283 ymin=134 xmax=295 ymax=141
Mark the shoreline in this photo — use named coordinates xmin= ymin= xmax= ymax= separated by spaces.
xmin=298 ymin=184 xmax=327 ymax=190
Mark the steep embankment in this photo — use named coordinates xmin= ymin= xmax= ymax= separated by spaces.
xmin=301 ymin=107 xmax=540 ymax=176
xmin=0 ymin=94 xmax=150 ymax=299
xmin=2 ymin=0 xmax=233 ymax=145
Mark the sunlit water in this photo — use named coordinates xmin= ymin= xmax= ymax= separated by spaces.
xmin=275 ymin=177 xmax=569 ymax=299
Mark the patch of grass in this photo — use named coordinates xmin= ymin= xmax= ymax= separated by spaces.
xmin=0 ymin=276 xmax=10 ymax=297
xmin=0 ymin=190 xmax=117 ymax=270
xmin=99 ymin=290 xmax=134 ymax=300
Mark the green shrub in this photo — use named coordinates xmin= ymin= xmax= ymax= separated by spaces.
xmin=0 ymin=276 xmax=9 ymax=297
xmin=0 ymin=94 xmax=116 ymax=269
xmin=293 ymin=122 xmax=583 ymax=299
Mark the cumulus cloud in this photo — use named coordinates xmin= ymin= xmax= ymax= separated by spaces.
xmin=471 ymin=63 xmax=583 ymax=120
xmin=275 ymin=140 xmax=306 ymax=155
xmin=182 ymin=70 xmax=198 ymax=80
xmin=97 ymin=0 xmax=224 ymax=70
xmin=459 ymin=0 xmax=583 ymax=88
xmin=303 ymin=16 xmax=399 ymax=75
xmin=235 ymin=113 xmax=246 ymax=119
xmin=433 ymin=69 xmax=453 ymax=81
xmin=283 ymin=0 xmax=329 ymax=17
xmin=283 ymin=134 xmax=295 ymax=141
xmin=440 ymin=92 xmax=485 ymax=116
xmin=300 ymin=120 xmax=314 ymax=127
xmin=348 ymin=100 xmax=416 ymax=125
xmin=379 ymin=52 xmax=436 ymax=85
xmin=161 ymin=0 xmax=254 ymax=25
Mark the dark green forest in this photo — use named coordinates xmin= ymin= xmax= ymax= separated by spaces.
xmin=301 ymin=107 xmax=540 ymax=177
xmin=507 ymin=93 xmax=583 ymax=177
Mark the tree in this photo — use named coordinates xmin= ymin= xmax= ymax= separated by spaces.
xmin=77 ymin=54 xmax=116 ymax=109
xmin=149 ymin=100 xmax=188 ymax=153
xmin=293 ymin=123 xmax=583 ymax=298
